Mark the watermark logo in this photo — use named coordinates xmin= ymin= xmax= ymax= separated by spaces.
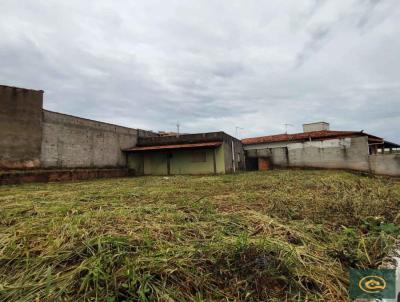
xmin=349 ymin=269 xmax=396 ymax=299
xmin=359 ymin=275 xmax=386 ymax=293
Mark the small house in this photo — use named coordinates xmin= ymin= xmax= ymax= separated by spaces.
xmin=242 ymin=122 xmax=400 ymax=175
xmin=124 ymin=132 xmax=245 ymax=175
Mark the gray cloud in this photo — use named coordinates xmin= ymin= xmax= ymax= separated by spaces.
xmin=0 ymin=0 xmax=399 ymax=141
xmin=294 ymin=25 xmax=331 ymax=68
xmin=357 ymin=0 xmax=382 ymax=29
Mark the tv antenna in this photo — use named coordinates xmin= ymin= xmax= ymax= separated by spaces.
xmin=284 ymin=123 xmax=294 ymax=134
xmin=235 ymin=126 xmax=244 ymax=138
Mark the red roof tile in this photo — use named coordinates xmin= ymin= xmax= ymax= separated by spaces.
xmin=241 ymin=130 xmax=382 ymax=145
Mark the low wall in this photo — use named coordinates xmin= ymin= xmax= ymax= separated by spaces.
xmin=0 ymin=168 xmax=132 ymax=185
xmin=41 ymin=110 xmax=155 ymax=168
xmin=287 ymin=136 xmax=370 ymax=172
xmin=369 ymin=154 xmax=400 ymax=176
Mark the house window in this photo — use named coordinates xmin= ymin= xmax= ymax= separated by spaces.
xmin=192 ymin=151 xmax=206 ymax=163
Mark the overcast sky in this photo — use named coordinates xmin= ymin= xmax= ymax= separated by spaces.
xmin=1 ymin=0 xmax=399 ymax=141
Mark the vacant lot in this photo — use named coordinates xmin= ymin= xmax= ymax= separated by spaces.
xmin=0 ymin=170 xmax=399 ymax=301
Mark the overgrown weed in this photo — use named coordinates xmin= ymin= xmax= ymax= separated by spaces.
xmin=0 ymin=170 xmax=399 ymax=301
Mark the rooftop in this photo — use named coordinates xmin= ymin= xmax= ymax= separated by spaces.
xmin=0 ymin=84 xmax=44 ymax=93
xmin=123 ymin=141 xmax=222 ymax=152
xmin=136 ymin=131 xmax=238 ymax=147
xmin=241 ymin=130 xmax=385 ymax=145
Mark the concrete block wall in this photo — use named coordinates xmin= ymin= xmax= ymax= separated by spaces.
xmin=271 ymin=148 xmax=289 ymax=167
xmin=287 ymin=136 xmax=370 ymax=172
xmin=303 ymin=122 xmax=329 ymax=132
xmin=0 ymin=85 xmax=44 ymax=169
xmin=0 ymin=84 xmax=157 ymax=171
xmin=41 ymin=110 xmax=154 ymax=168
xmin=369 ymin=154 xmax=400 ymax=176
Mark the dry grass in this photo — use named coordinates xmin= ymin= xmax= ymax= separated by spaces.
xmin=0 ymin=170 xmax=399 ymax=301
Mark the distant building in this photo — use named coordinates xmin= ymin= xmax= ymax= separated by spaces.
xmin=124 ymin=132 xmax=245 ymax=175
xmin=242 ymin=122 xmax=400 ymax=176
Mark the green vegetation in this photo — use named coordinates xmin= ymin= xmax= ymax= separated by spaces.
xmin=1 ymin=170 xmax=399 ymax=301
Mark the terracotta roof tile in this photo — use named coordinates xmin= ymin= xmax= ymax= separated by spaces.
xmin=241 ymin=130 xmax=382 ymax=145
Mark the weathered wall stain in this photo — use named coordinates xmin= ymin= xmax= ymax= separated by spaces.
xmin=0 ymin=85 xmax=43 ymax=169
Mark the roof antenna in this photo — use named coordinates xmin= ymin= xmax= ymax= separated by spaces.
xmin=176 ymin=121 xmax=180 ymax=137
xmin=284 ymin=123 xmax=294 ymax=134
xmin=235 ymin=126 xmax=244 ymax=138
